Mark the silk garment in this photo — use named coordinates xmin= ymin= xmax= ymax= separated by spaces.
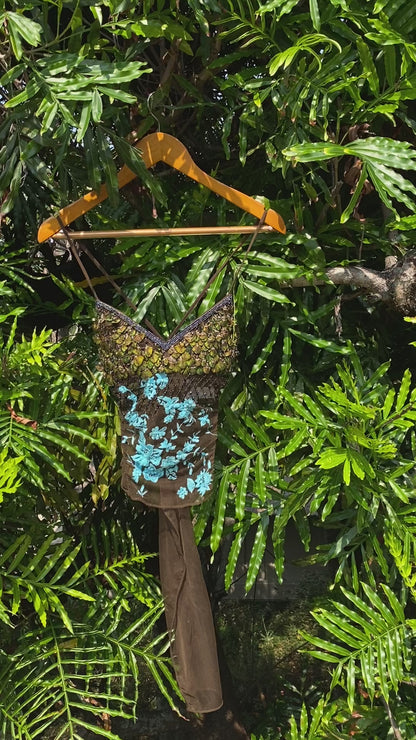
xmin=94 ymin=295 xmax=237 ymax=713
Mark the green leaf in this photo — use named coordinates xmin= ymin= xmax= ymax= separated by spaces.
xmin=350 ymin=138 xmax=416 ymax=170
xmin=367 ymin=162 xmax=416 ymax=212
xmin=239 ymin=120 xmax=247 ymax=165
xmin=254 ymin=451 xmax=266 ymax=503
xmin=242 ymin=279 xmax=293 ymax=304
xmin=396 ymin=368 xmax=411 ymax=410
xmin=76 ymin=101 xmax=91 ymax=142
xmin=245 ymin=515 xmax=268 ymax=592
xmin=284 ymin=137 xmax=416 ymax=209
xmin=250 ymin=323 xmax=279 ymax=374
xmin=210 ymin=468 xmax=230 ymax=553
xmin=340 ymin=163 xmax=368 ymax=223
xmin=91 ymin=88 xmax=103 ymax=123
xmin=382 ymin=387 xmax=396 ymax=419
xmin=2 ymin=535 xmax=31 ymax=572
xmin=301 ymin=631 xmax=352 ymax=658
xmin=7 ymin=12 xmax=42 ymax=48
xmin=110 ymin=131 xmax=166 ymax=205
xmin=131 ymin=17 xmax=192 ymax=42
xmin=269 ymin=34 xmax=340 ymax=74
xmin=235 ymin=459 xmax=250 ymax=520
xmin=289 ymin=328 xmax=351 ymax=354
xmin=0 ymin=62 xmax=25 ymax=85
xmin=6 ymin=16 xmax=22 ymax=60
xmin=4 ymin=78 xmax=41 ymax=108
xmin=317 ymin=448 xmax=346 ymax=469
xmin=381 ymin=583 xmax=405 ymax=624
xmin=41 ymin=100 xmax=58 ymax=134
xmin=346 ymin=657 xmax=355 ymax=711
xmin=283 ymin=141 xmax=346 ymax=162
xmin=96 ymin=126 xmax=118 ymax=206
xmin=356 ymin=38 xmax=379 ymax=94
xmin=309 ymin=0 xmax=321 ymax=32
xmin=223 ymin=408 xmax=259 ymax=452
xmin=284 ymin=427 xmax=309 ymax=457
xmin=97 ymin=86 xmax=137 ymax=103
xmin=11 ymin=580 xmax=21 ymax=614
xmin=343 ymin=455 xmax=351 ymax=485
xmin=225 ymin=523 xmax=247 ymax=590
xmin=0 ymin=450 xmax=22 ymax=500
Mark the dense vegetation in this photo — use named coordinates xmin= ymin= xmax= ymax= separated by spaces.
xmin=2 ymin=0 xmax=416 ymax=737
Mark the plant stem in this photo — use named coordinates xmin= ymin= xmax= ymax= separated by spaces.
xmin=381 ymin=697 xmax=403 ymax=740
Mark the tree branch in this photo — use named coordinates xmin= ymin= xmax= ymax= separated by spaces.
xmin=291 ymin=265 xmax=388 ymax=297
xmin=381 ymin=697 xmax=404 ymax=740
xmin=287 ymin=251 xmax=416 ymax=315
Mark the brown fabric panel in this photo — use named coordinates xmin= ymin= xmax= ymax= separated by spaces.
xmin=159 ymin=508 xmax=223 ymax=714
xmin=117 ymin=374 xmax=224 ymax=508
xmin=119 ymin=406 xmax=219 ymax=509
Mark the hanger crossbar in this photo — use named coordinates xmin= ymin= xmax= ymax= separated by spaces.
xmin=53 ymin=225 xmax=276 ymax=240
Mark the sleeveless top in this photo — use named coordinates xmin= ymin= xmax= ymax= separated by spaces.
xmin=93 ymin=295 xmax=237 ymax=509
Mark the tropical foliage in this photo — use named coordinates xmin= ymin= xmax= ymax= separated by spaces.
xmin=2 ymin=0 xmax=416 ymax=737
xmin=0 ymin=248 xmax=179 ymax=738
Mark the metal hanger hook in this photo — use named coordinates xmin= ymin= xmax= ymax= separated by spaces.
xmin=146 ymin=91 xmax=162 ymax=132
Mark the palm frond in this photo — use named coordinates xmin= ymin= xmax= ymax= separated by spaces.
xmin=0 ymin=603 xmax=178 ymax=740
xmin=0 ymin=518 xmax=177 ymax=738
xmin=302 ymin=583 xmax=416 ymax=710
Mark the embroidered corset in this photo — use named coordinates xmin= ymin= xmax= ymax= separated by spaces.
xmin=94 ymin=296 xmax=237 ymax=508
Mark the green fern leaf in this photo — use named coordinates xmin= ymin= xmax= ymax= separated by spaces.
xmin=235 ymin=458 xmax=251 ymax=520
xmin=245 ymin=514 xmax=268 ymax=592
xmin=304 ymin=583 xmax=415 ymax=705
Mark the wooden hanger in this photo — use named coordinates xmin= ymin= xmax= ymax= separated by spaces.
xmin=37 ymin=132 xmax=285 ymax=242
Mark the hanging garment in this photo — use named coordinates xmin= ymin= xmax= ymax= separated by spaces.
xmin=94 ymin=295 xmax=237 ymax=713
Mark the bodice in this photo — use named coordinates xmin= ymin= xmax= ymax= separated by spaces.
xmin=93 ymin=296 xmax=237 ymax=508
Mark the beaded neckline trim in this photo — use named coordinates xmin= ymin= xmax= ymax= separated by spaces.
xmin=95 ymin=295 xmax=233 ymax=351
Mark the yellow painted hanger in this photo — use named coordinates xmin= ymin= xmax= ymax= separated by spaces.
xmin=37 ymin=132 xmax=285 ymax=242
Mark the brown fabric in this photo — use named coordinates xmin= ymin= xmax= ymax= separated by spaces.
xmin=159 ymin=507 xmax=222 ymax=714
xmin=93 ymin=297 xmax=238 ymax=714
xmin=116 ymin=374 xmax=225 ymax=509
xmin=115 ymin=372 xmax=225 ymax=710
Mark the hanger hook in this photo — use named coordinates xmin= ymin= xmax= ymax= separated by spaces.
xmin=147 ymin=91 xmax=162 ymax=132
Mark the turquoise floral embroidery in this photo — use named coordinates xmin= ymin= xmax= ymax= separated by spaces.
xmin=142 ymin=377 xmax=157 ymax=400
xmin=160 ymin=438 xmax=176 ymax=452
xmin=149 ymin=426 xmax=167 ymax=440
xmin=176 ymin=466 xmax=213 ymax=500
xmin=119 ymin=386 xmax=149 ymax=431
xmin=126 ymin=412 xmax=148 ymax=431
xmin=141 ymin=372 xmax=169 ymax=400
xmin=141 ymin=464 xmax=162 ymax=483
xmin=177 ymin=398 xmax=196 ymax=423
xmin=158 ymin=396 xmax=180 ymax=423
xmin=195 ymin=470 xmax=212 ymax=495
xmin=155 ymin=373 xmax=169 ymax=389
xmin=118 ymin=375 xmax=214 ymax=500
xmin=132 ymin=438 xmax=162 ymax=467
xmin=183 ymin=440 xmax=196 ymax=454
